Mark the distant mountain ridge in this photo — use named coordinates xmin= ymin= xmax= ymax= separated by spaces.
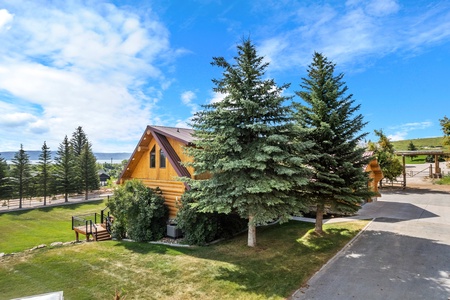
xmin=0 ymin=151 xmax=131 ymax=162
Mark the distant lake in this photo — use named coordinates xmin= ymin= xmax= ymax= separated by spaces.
xmin=2 ymin=151 xmax=130 ymax=165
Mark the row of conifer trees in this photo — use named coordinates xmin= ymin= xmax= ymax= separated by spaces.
xmin=0 ymin=126 xmax=99 ymax=208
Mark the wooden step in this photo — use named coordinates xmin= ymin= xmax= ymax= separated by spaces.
xmin=94 ymin=225 xmax=112 ymax=241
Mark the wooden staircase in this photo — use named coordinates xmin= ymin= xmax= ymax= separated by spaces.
xmin=94 ymin=225 xmax=112 ymax=241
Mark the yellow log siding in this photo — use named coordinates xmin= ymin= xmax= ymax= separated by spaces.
xmin=124 ymin=136 xmax=193 ymax=218
xmin=139 ymin=179 xmax=185 ymax=218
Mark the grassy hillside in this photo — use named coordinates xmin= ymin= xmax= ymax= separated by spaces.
xmin=391 ymin=137 xmax=445 ymax=151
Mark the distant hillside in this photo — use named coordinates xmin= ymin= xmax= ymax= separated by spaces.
xmin=391 ymin=137 xmax=445 ymax=151
xmin=0 ymin=151 xmax=131 ymax=162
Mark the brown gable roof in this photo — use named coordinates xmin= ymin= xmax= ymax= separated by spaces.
xmin=118 ymin=125 xmax=194 ymax=183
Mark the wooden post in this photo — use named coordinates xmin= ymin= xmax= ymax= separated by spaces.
xmin=402 ymin=155 xmax=406 ymax=189
xmin=435 ymin=154 xmax=440 ymax=175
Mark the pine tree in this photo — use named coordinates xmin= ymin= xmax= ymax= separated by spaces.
xmin=38 ymin=141 xmax=51 ymax=205
xmin=54 ymin=135 xmax=75 ymax=202
xmin=294 ymin=52 xmax=373 ymax=234
xmin=0 ymin=154 xmax=10 ymax=200
xmin=79 ymin=142 xmax=99 ymax=200
xmin=184 ymin=38 xmax=310 ymax=247
xmin=70 ymin=126 xmax=89 ymax=193
xmin=407 ymin=141 xmax=417 ymax=161
xmin=71 ymin=126 xmax=88 ymax=156
xmin=11 ymin=144 xmax=31 ymax=209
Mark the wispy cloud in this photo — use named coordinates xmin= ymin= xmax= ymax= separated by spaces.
xmin=387 ymin=121 xmax=433 ymax=141
xmin=256 ymin=0 xmax=450 ymax=70
xmin=0 ymin=1 xmax=177 ymax=151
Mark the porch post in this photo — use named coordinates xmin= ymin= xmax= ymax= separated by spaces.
xmin=402 ymin=155 xmax=406 ymax=189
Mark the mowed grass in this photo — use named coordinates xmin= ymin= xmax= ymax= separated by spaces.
xmin=0 ymin=200 xmax=107 ymax=253
xmin=0 ymin=203 xmax=368 ymax=300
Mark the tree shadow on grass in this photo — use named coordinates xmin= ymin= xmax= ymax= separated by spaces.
xmin=180 ymin=221 xmax=361 ymax=299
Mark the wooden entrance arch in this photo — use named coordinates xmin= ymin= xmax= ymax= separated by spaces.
xmin=395 ymin=150 xmax=449 ymax=188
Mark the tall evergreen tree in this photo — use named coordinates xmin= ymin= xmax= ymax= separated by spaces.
xmin=71 ymin=126 xmax=88 ymax=156
xmin=0 ymin=154 xmax=10 ymax=200
xmin=11 ymin=144 xmax=31 ymax=209
xmin=54 ymin=135 xmax=75 ymax=202
xmin=38 ymin=141 xmax=51 ymax=205
xmin=184 ymin=38 xmax=310 ymax=247
xmin=79 ymin=142 xmax=99 ymax=200
xmin=294 ymin=52 xmax=373 ymax=234
xmin=70 ymin=126 xmax=88 ymax=193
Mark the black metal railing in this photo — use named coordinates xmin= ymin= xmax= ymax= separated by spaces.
xmin=100 ymin=206 xmax=113 ymax=234
xmin=72 ymin=213 xmax=98 ymax=234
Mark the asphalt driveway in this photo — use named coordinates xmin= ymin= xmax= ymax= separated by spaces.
xmin=291 ymin=188 xmax=450 ymax=299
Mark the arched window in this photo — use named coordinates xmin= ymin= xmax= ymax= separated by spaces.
xmin=150 ymin=146 xmax=156 ymax=168
xmin=160 ymin=149 xmax=166 ymax=168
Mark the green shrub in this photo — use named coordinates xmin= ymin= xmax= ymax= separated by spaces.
xmin=108 ymin=179 xmax=169 ymax=242
xmin=425 ymin=155 xmax=446 ymax=163
xmin=176 ymin=190 xmax=247 ymax=245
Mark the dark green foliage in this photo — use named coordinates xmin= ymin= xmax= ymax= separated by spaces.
xmin=54 ymin=135 xmax=76 ymax=202
xmin=11 ymin=144 xmax=31 ymax=208
xmin=176 ymin=190 xmax=247 ymax=245
xmin=68 ymin=127 xmax=99 ymax=198
xmin=184 ymin=38 xmax=310 ymax=246
xmin=79 ymin=143 xmax=100 ymax=200
xmin=70 ymin=126 xmax=89 ymax=193
xmin=71 ymin=126 xmax=88 ymax=156
xmin=294 ymin=52 xmax=373 ymax=233
xmin=440 ymin=116 xmax=450 ymax=146
xmin=425 ymin=155 xmax=446 ymax=163
xmin=0 ymin=154 xmax=11 ymax=200
xmin=38 ymin=141 xmax=51 ymax=205
xmin=108 ymin=179 xmax=169 ymax=242
xmin=372 ymin=129 xmax=402 ymax=182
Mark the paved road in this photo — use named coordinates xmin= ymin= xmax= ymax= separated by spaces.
xmin=291 ymin=188 xmax=450 ymax=300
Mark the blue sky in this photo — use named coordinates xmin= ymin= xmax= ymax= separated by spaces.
xmin=0 ymin=0 xmax=449 ymax=152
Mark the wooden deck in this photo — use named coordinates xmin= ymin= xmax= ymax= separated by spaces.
xmin=73 ymin=224 xmax=111 ymax=242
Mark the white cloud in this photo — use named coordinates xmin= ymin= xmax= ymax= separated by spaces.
xmin=387 ymin=121 xmax=433 ymax=141
xmin=365 ymin=0 xmax=400 ymax=17
xmin=209 ymin=91 xmax=226 ymax=104
xmin=0 ymin=112 xmax=36 ymax=127
xmin=257 ymin=1 xmax=450 ymax=70
xmin=0 ymin=9 xmax=13 ymax=31
xmin=180 ymin=90 xmax=199 ymax=115
xmin=0 ymin=1 xmax=178 ymax=152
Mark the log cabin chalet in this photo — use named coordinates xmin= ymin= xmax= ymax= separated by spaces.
xmin=119 ymin=126 xmax=384 ymax=218
xmin=118 ymin=126 xmax=198 ymax=218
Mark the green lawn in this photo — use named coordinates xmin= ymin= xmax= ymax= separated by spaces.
xmin=0 ymin=202 xmax=368 ymax=300
xmin=0 ymin=200 xmax=107 ymax=253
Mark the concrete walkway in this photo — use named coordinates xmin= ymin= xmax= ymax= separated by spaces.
xmin=291 ymin=188 xmax=450 ymax=300
xmin=0 ymin=192 xmax=112 ymax=213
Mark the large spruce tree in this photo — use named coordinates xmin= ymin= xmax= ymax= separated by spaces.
xmin=38 ymin=141 xmax=51 ymax=205
xmin=185 ymin=38 xmax=310 ymax=247
xmin=54 ymin=135 xmax=76 ymax=202
xmin=11 ymin=144 xmax=31 ymax=209
xmin=294 ymin=52 xmax=373 ymax=234
xmin=79 ymin=142 xmax=99 ymax=200
xmin=0 ymin=154 xmax=10 ymax=200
